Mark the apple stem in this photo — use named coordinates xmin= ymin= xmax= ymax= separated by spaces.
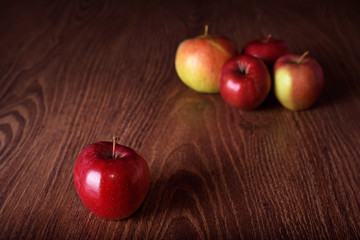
xmin=112 ymin=136 xmax=116 ymax=158
xmin=237 ymin=60 xmax=247 ymax=75
xmin=266 ymin=34 xmax=272 ymax=43
xmin=297 ymin=51 xmax=310 ymax=64
xmin=204 ymin=24 xmax=208 ymax=36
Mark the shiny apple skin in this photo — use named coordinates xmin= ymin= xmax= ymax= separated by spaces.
xmin=219 ymin=55 xmax=271 ymax=110
xmin=74 ymin=142 xmax=150 ymax=220
xmin=274 ymin=54 xmax=324 ymax=111
xmin=175 ymin=35 xmax=238 ymax=93
xmin=243 ymin=38 xmax=292 ymax=65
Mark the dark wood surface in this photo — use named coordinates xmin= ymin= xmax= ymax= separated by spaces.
xmin=1 ymin=0 xmax=359 ymax=239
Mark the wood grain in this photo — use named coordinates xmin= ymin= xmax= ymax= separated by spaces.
xmin=1 ymin=0 xmax=359 ymax=239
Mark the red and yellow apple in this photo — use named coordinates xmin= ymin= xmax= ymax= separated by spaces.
xmin=243 ymin=35 xmax=292 ymax=66
xmin=274 ymin=52 xmax=324 ymax=111
xmin=175 ymin=25 xmax=238 ymax=93
xmin=219 ymin=54 xmax=271 ymax=110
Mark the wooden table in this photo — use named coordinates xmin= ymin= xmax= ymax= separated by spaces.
xmin=1 ymin=0 xmax=359 ymax=239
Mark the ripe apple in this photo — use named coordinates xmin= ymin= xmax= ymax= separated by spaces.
xmin=73 ymin=138 xmax=150 ymax=220
xmin=219 ymin=54 xmax=271 ymax=110
xmin=175 ymin=25 xmax=238 ymax=93
xmin=243 ymin=35 xmax=292 ymax=66
xmin=273 ymin=52 xmax=324 ymax=111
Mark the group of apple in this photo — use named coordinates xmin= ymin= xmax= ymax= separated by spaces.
xmin=175 ymin=26 xmax=324 ymax=111
xmin=72 ymin=27 xmax=325 ymax=222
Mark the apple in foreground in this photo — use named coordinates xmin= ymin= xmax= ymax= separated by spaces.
xmin=274 ymin=52 xmax=324 ymax=111
xmin=74 ymin=138 xmax=150 ymax=220
xmin=175 ymin=25 xmax=238 ymax=93
xmin=219 ymin=54 xmax=271 ymax=110
xmin=243 ymin=35 xmax=292 ymax=66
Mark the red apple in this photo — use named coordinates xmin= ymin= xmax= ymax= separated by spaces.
xmin=175 ymin=25 xmax=238 ymax=93
xmin=219 ymin=54 xmax=271 ymax=110
xmin=273 ymin=52 xmax=324 ymax=111
xmin=243 ymin=35 xmax=292 ymax=66
xmin=73 ymin=138 xmax=150 ymax=220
